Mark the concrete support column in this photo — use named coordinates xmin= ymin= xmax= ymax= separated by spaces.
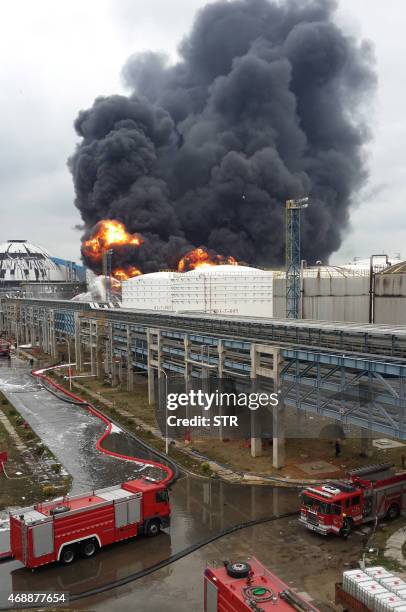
xmin=201 ymin=345 xmax=210 ymax=403
xmin=184 ymin=335 xmax=191 ymax=383
xmin=217 ymin=339 xmax=226 ymax=442
xmin=126 ymin=325 xmax=134 ymax=392
xmin=27 ymin=309 xmax=31 ymax=346
xmin=96 ymin=322 xmax=104 ymax=380
xmin=50 ymin=310 xmax=57 ymax=358
xmin=272 ymin=348 xmax=285 ymax=469
xmin=184 ymin=335 xmax=195 ymax=442
xmin=23 ymin=312 xmax=28 ymax=345
xmin=148 ymin=367 xmax=155 ymax=405
xmin=74 ymin=313 xmax=83 ymax=372
xmin=109 ymin=324 xmax=119 ymax=387
xmin=41 ymin=316 xmax=47 ymax=353
xmin=273 ymin=399 xmax=286 ymax=469
xmin=118 ymin=356 xmax=123 ymax=385
xmin=90 ymin=321 xmax=96 ymax=375
xmin=37 ymin=317 xmax=42 ymax=351
xmin=30 ymin=307 xmax=35 ymax=347
xmin=250 ymin=344 xmax=285 ymax=468
xmin=250 ymin=344 xmax=262 ymax=458
xmin=24 ymin=313 xmax=29 ymax=345
xmin=147 ymin=328 xmax=160 ymax=405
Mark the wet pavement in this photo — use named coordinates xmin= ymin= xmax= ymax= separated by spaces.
xmin=0 ymin=359 xmax=363 ymax=610
xmin=0 ymin=359 xmax=163 ymax=493
xmin=73 ymin=515 xmax=365 ymax=612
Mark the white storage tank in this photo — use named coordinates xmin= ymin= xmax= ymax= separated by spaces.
xmin=121 ymin=271 xmax=180 ymax=311
xmin=172 ymin=265 xmax=274 ymax=317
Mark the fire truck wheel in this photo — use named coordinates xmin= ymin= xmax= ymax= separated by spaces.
xmin=80 ymin=539 xmax=98 ymax=558
xmin=386 ymin=504 xmax=400 ymax=520
xmin=146 ymin=519 xmax=161 ymax=537
xmin=60 ymin=546 xmax=76 ymax=565
xmin=226 ymin=562 xmax=252 ymax=579
xmin=339 ymin=519 xmax=352 ymax=538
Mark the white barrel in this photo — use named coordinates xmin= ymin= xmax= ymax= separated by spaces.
xmin=343 ymin=569 xmax=369 ymax=596
xmin=366 ymin=567 xmax=393 ymax=581
xmin=381 ymin=578 xmax=406 ymax=592
xmin=374 ymin=592 xmax=406 ymax=612
xmin=358 ymin=581 xmax=388 ymax=608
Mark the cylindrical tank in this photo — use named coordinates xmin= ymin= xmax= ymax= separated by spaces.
xmin=121 ymin=271 xmax=180 ymax=311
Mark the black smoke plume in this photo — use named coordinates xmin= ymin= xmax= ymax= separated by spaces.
xmin=69 ymin=0 xmax=375 ymax=274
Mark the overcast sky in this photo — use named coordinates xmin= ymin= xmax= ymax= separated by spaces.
xmin=0 ymin=0 xmax=404 ymax=264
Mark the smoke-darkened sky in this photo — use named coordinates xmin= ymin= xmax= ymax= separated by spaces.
xmin=0 ymin=0 xmax=404 ymax=264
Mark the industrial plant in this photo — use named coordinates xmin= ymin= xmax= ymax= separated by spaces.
xmin=119 ymin=255 xmax=406 ymax=325
xmin=1 ymin=0 xmax=406 ymax=609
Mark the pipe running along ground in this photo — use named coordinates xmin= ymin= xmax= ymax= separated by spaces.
xmin=0 ymin=364 xmax=299 ymax=605
xmin=0 ymin=510 xmax=299 ymax=607
xmin=31 ymin=365 xmax=175 ymax=485
xmin=68 ymin=509 xmax=299 ymax=602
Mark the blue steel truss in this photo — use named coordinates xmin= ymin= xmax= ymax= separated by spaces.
xmin=6 ymin=299 xmax=406 ymax=439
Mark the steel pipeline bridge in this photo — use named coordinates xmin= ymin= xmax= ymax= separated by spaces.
xmin=1 ymin=298 xmax=406 ymax=442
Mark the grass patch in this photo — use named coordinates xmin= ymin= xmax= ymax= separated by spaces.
xmin=0 ymin=391 xmax=71 ymax=510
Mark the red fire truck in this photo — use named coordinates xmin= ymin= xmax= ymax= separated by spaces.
xmin=9 ymin=476 xmax=170 ymax=568
xmin=204 ymin=556 xmax=319 ymax=611
xmin=299 ymin=463 xmax=406 ymax=537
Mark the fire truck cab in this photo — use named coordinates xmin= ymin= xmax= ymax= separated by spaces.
xmin=9 ymin=477 xmax=170 ymax=569
xmin=299 ymin=463 xmax=406 ymax=537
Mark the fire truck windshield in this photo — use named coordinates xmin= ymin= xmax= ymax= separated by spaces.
xmin=302 ymin=494 xmax=341 ymax=515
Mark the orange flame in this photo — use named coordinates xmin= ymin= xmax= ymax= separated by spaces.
xmin=82 ymin=219 xmax=144 ymax=280
xmin=113 ymin=266 xmax=142 ymax=281
xmin=178 ymin=247 xmax=238 ymax=272
xmin=83 ymin=219 xmax=143 ymax=259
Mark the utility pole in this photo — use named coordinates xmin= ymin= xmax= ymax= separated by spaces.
xmin=285 ymin=197 xmax=309 ymax=319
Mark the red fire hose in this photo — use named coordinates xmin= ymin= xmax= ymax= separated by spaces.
xmin=31 ymin=365 xmax=174 ymax=485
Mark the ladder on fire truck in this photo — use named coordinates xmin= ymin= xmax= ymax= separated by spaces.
xmin=348 ymin=463 xmax=395 ymax=479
